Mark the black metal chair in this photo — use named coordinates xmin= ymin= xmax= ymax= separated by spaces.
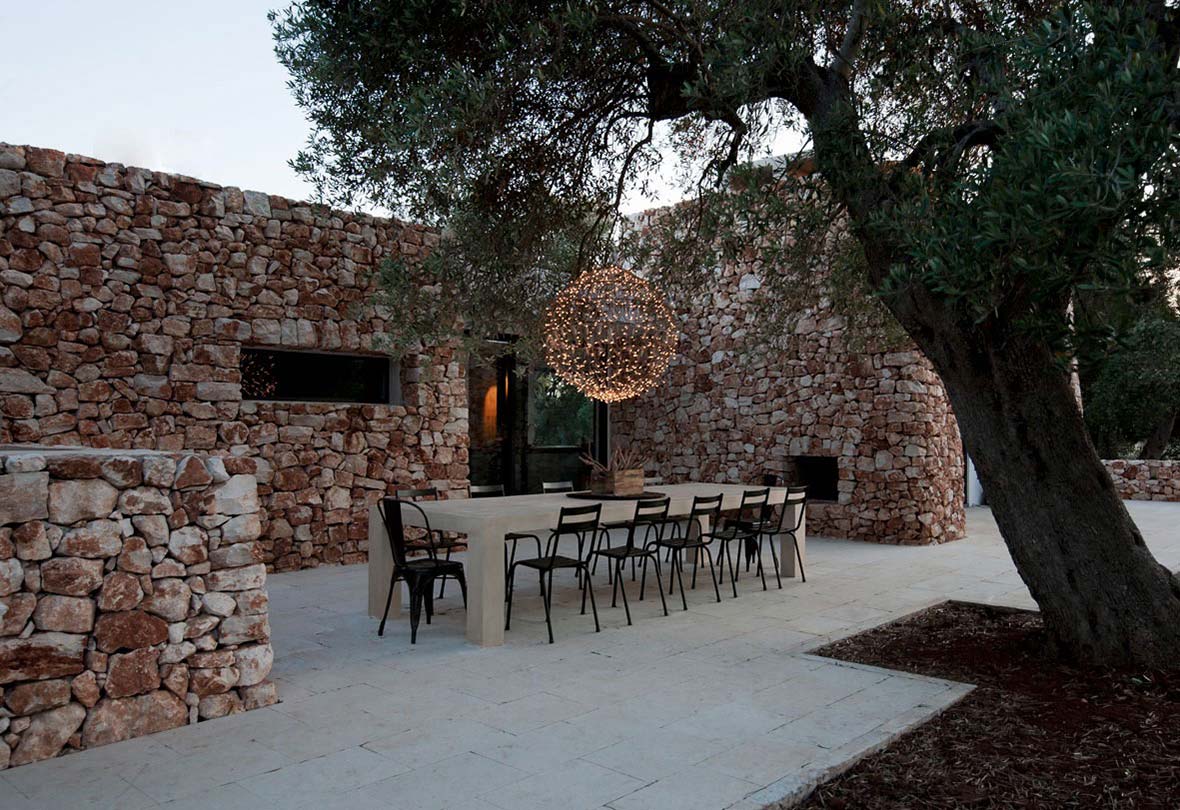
xmin=398 ymin=487 xmax=464 ymax=598
xmin=471 ymin=483 xmax=546 ymax=593
xmin=704 ymin=488 xmax=771 ymax=596
xmin=506 ymin=503 xmax=601 ymax=644
xmin=647 ymin=494 xmax=724 ymax=609
xmin=541 ymin=480 xmax=575 ymax=494
xmin=590 ymin=496 xmax=670 ymax=624
xmin=376 ymin=497 xmax=467 ymax=643
xmin=752 ymin=485 xmax=808 ymax=584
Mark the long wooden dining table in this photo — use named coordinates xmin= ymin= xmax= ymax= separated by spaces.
xmin=366 ymin=483 xmax=804 ymax=646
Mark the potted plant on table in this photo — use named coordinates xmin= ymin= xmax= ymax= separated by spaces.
xmin=581 ymin=447 xmax=646 ymax=497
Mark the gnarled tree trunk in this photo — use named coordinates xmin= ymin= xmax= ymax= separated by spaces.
xmin=1141 ymin=410 xmax=1177 ymax=459
xmin=904 ymin=307 xmax=1180 ymax=665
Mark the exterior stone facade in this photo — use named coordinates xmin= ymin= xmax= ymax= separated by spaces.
xmin=0 ymin=144 xmax=468 ymax=572
xmin=0 ymin=446 xmax=274 ymax=769
xmin=612 ymin=264 xmax=966 ymax=545
xmin=1103 ymin=459 xmax=1180 ymax=501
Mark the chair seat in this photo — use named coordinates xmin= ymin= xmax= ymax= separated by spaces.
xmin=514 ymin=554 xmax=584 ymax=571
xmin=505 ymin=531 xmax=539 ymax=540
xmin=653 ymin=535 xmax=709 ymax=549
xmin=730 ymin=517 xmax=774 ymax=531
xmin=706 ymin=525 xmax=757 ymax=541
xmin=593 ymin=545 xmax=653 ymax=560
xmin=401 ymin=558 xmax=464 ymax=576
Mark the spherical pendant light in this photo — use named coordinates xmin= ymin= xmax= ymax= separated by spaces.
xmin=543 ymin=265 xmax=678 ymax=403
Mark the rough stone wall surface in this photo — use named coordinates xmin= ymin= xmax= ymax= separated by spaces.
xmin=1103 ymin=459 xmax=1180 ymax=501
xmin=0 ymin=144 xmax=468 ymax=572
xmin=0 ymin=446 xmax=275 ymax=770
xmin=611 ymin=264 xmax=966 ymax=545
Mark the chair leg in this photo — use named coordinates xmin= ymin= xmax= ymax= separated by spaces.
xmin=704 ymin=547 xmax=722 ymax=603
xmin=610 ymin=558 xmax=621 ymax=608
xmin=584 ymin=565 xmax=600 ymax=632
xmin=673 ymin=549 xmax=688 ymax=611
xmin=409 ymin=582 xmax=423 ymax=644
xmin=457 ymin=569 xmax=468 ymax=608
xmin=424 ymin=583 xmax=435 ymax=622
xmin=639 ymin=554 xmax=649 ymax=600
xmin=539 ymin=568 xmax=554 ymax=644
xmin=766 ymin=532 xmax=783 ymax=589
xmin=754 ymin=538 xmax=768 ymax=591
xmin=616 ymin=559 xmax=632 ymax=625
xmin=650 ymin=554 xmax=669 ymax=616
xmin=723 ymin=542 xmax=738 ymax=598
xmin=378 ymin=573 xmax=398 ymax=637
xmin=438 ymin=544 xmax=452 ymax=598
xmin=505 ymin=564 xmax=517 ymax=630
xmin=691 ymin=548 xmax=699 ymax=589
xmin=791 ymin=531 xmax=807 ymax=583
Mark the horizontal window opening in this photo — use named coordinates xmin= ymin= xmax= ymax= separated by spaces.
xmin=241 ymin=348 xmax=400 ymax=405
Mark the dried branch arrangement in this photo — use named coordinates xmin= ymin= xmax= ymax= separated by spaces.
xmin=581 ymin=446 xmax=645 ymax=474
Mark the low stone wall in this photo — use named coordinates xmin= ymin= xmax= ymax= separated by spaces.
xmin=0 ymin=445 xmax=275 ymax=770
xmin=1104 ymin=459 xmax=1180 ymax=501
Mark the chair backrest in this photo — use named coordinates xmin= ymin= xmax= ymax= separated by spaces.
xmin=686 ymin=493 xmax=724 ymax=540
xmin=378 ymin=497 xmax=436 ymax=569
xmin=624 ymin=495 xmax=670 ymax=549
xmin=643 ymin=475 xmax=664 ymax=486
xmin=397 ymin=487 xmax=439 ymax=501
xmin=780 ymin=486 xmax=808 ymax=532
xmin=542 ymin=480 xmax=574 ymax=493
xmin=736 ymin=488 xmax=771 ymax=526
xmin=546 ymin=502 xmax=601 ymax=556
xmin=470 ymin=484 xmax=505 ymax=498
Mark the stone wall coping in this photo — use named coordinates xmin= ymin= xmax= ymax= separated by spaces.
xmin=0 ymin=444 xmax=201 ymax=459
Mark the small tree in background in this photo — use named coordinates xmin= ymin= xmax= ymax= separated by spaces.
xmin=273 ymin=0 xmax=1180 ymax=664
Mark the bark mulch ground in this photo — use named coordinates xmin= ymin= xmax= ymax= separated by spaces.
xmin=796 ymin=601 xmax=1180 ymax=809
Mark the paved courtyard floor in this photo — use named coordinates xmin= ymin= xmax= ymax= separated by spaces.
xmin=3 ymin=503 xmax=1178 ymax=810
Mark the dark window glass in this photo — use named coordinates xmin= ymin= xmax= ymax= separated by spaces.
xmin=790 ymin=456 xmax=839 ymax=502
xmin=527 ymin=370 xmax=594 ymax=448
xmin=241 ymin=348 xmax=396 ymax=404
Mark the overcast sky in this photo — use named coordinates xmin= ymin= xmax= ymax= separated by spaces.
xmin=1 ymin=2 xmax=801 ymax=217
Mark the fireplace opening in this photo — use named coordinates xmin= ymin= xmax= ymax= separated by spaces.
xmin=788 ymin=455 xmax=839 ymax=502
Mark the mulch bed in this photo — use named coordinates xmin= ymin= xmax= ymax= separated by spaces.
xmin=796 ymin=601 xmax=1180 ymax=809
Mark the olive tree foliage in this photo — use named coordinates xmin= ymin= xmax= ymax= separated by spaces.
xmin=272 ymin=1 xmax=1176 ymax=366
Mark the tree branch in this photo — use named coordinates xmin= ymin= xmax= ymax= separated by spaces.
xmin=831 ymin=0 xmax=869 ymax=81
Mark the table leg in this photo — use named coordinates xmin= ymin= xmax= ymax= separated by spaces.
xmin=465 ymin=527 xmax=506 ymax=646
xmin=368 ymin=505 xmax=401 ymax=620
xmin=778 ymin=504 xmax=807 ymax=578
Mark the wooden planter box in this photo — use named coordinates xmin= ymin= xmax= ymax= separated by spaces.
xmin=590 ymin=468 xmax=644 ymax=497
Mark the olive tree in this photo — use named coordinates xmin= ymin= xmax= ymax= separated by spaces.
xmin=272 ymin=0 xmax=1180 ymax=664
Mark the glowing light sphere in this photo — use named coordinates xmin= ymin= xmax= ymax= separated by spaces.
xmin=543 ymin=265 xmax=678 ymax=403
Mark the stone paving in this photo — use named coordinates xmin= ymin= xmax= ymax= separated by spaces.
xmin=3 ymin=502 xmax=1178 ymax=810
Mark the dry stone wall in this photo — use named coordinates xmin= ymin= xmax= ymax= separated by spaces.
xmin=1103 ymin=459 xmax=1180 ymax=501
xmin=0 ymin=446 xmax=275 ymax=770
xmin=612 ymin=262 xmax=966 ymax=545
xmin=0 ymin=144 xmax=468 ymax=572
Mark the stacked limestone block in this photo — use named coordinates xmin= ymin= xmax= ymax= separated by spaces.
xmin=0 ymin=143 xmax=468 ymax=572
xmin=612 ymin=261 xmax=966 ymax=545
xmin=1104 ymin=459 xmax=1180 ymax=501
xmin=0 ymin=447 xmax=275 ymax=769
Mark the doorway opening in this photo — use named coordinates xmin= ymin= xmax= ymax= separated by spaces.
xmin=468 ymin=352 xmax=608 ymax=494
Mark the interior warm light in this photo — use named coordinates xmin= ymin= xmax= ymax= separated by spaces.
xmin=543 ymin=265 xmax=678 ymax=403
xmin=481 ymin=384 xmax=497 ymax=441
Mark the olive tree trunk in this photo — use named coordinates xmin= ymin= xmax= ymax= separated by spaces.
xmin=1141 ymin=410 xmax=1177 ymax=460
xmin=908 ymin=315 xmax=1180 ymax=665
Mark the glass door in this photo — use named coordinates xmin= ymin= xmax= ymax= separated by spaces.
xmin=467 ymin=352 xmax=605 ymax=494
